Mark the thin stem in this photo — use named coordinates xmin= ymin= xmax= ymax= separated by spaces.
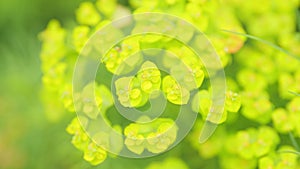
xmin=289 ymin=132 xmax=300 ymax=152
xmin=297 ymin=8 xmax=300 ymax=32
xmin=278 ymin=150 xmax=300 ymax=156
xmin=289 ymin=91 xmax=300 ymax=96
xmin=221 ymin=29 xmax=300 ymax=62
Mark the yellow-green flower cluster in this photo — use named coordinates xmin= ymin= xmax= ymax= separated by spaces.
xmin=162 ymin=75 xmax=190 ymax=105
xmin=234 ymin=126 xmax=280 ymax=159
xmin=65 ymin=83 xmax=115 ymax=165
xmin=74 ymin=82 xmax=113 ymax=119
xmin=259 ymin=146 xmax=299 ymax=169
xmin=102 ymin=37 xmax=141 ymax=75
xmin=188 ymin=120 xmax=294 ymax=169
xmin=39 ymin=0 xmax=300 ymax=167
xmin=115 ymin=61 xmax=161 ymax=108
xmin=165 ymin=44 xmax=206 ymax=90
xmin=279 ymin=69 xmax=300 ymax=99
xmin=66 ymin=117 xmax=107 ymax=165
xmin=272 ymin=97 xmax=300 ymax=137
xmin=137 ymin=61 xmax=161 ymax=94
xmin=76 ymin=2 xmax=101 ymax=26
xmin=191 ymin=90 xmax=241 ymax=124
xmin=115 ymin=76 xmax=148 ymax=108
xmin=124 ymin=117 xmax=178 ymax=154
xmin=39 ymin=20 xmax=70 ymax=121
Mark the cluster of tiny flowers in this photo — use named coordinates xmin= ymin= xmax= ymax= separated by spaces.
xmin=124 ymin=117 xmax=178 ymax=154
xmin=40 ymin=0 xmax=300 ymax=168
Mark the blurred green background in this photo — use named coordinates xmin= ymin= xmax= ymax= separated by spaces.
xmin=0 ymin=0 xmax=92 ymax=168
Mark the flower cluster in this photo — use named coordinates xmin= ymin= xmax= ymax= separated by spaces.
xmin=39 ymin=0 xmax=300 ymax=168
xmin=115 ymin=61 xmax=161 ymax=108
xmin=124 ymin=117 xmax=178 ymax=154
xmin=66 ymin=117 xmax=107 ymax=165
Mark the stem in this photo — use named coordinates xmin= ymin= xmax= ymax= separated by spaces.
xmin=221 ymin=29 xmax=300 ymax=62
xmin=278 ymin=150 xmax=300 ymax=156
xmin=296 ymin=8 xmax=300 ymax=32
xmin=289 ymin=132 xmax=300 ymax=152
xmin=289 ymin=91 xmax=300 ymax=96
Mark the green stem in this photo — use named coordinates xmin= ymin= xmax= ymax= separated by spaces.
xmin=297 ymin=8 xmax=300 ymax=32
xmin=278 ymin=150 xmax=300 ymax=156
xmin=289 ymin=132 xmax=300 ymax=152
xmin=221 ymin=29 xmax=300 ymax=62
xmin=289 ymin=91 xmax=300 ymax=96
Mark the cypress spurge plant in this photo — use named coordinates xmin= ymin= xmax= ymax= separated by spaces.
xmin=40 ymin=0 xmax=300 ymax=168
